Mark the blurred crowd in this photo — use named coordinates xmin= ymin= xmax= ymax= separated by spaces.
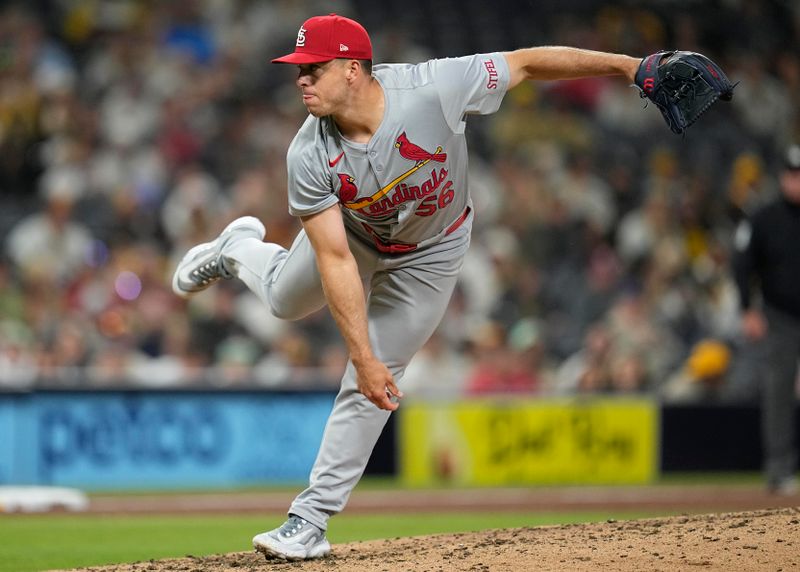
xmin=1 ymin=0 xmax=799 ymax=402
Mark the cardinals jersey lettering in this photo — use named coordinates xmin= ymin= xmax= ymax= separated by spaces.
xmin=286 ymin=52 xmax=510 ymax=246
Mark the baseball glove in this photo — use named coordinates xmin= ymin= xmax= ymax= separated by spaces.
xmin=634 ymin=51 xmax=736 ymax=135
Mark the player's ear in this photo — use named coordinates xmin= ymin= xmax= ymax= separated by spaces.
xmin=344 ymin=59 xmax=360 ymax=82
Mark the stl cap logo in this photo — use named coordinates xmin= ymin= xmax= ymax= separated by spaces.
xmin=339 ymin=43 xmax=349 ymax=52
xmin=296 ymin=26 xmax=307 ymax=47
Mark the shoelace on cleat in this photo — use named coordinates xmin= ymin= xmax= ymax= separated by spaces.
xmin=191 ymin=261 xmax=221 ymax=285
xmin=279 ymin=516 xmax=309 ymax=538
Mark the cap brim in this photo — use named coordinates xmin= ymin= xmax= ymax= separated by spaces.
xmin=784 ymin=145 xmax=800 ymax=170
xmin=271 ymin=52 xmax=335 ymax=64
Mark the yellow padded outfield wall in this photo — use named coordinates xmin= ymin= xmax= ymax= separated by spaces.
xmin=400 ymin=398 xmax=658 ymax=486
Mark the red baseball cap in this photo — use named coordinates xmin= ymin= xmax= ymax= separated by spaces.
xmin=272 ymin=14 xmax=372 ymax=65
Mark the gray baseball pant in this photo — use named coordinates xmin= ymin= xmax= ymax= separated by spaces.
xmin=225 ymin=222 xmax=471 ymax=530
xmin=762 ymin=305 xmax=799 ymax=485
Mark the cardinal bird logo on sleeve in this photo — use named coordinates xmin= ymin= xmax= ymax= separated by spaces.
xmin=395 ymin=132 xmax=447 ymax=165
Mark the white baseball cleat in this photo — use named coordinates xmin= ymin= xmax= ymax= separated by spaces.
xmin=171 ymin=216 xmax=265 ymax=298
xmin=768 ymin=477 xmax=798 ymax=496
xmin=252 ymin=515 xmax=331 ymax=561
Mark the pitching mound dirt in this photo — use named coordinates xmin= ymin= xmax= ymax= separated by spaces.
xmin=53 ymin=506 xmax=799 ymax=572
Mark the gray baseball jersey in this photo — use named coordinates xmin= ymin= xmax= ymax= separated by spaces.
xmin=286 ymin=52 xmax=510 ymax=248
xmin=226 ymin=52 xmax=512 ymax=533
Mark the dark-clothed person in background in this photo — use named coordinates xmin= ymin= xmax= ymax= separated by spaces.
xmin=733 ymin=144 xmax=800 ymax=495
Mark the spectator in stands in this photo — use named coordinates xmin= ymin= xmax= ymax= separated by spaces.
xmin=555 ymin=322 xmax=613 ymax=395
xmin=466 ymin=319 xmax=550 ymax=396
xmin=660 ymin=339 xmax=732 ymax=403
xmin=6 ymin=168 xmax=93 ymax=285
xmin=34 ymin=315 xmax=94 ymax=385
xmin=0 ymin=2 xmax=797 ymax=394
xmin=0 ymin=319 xmax=37 ymax=387
xmin=254 ymin=327 xmax=323 ymax=388
xmin=731 ymin=53 xmax=793 ymax=153
xmin=605 ymin=288 xmax=682 ymax=388
xmin=608 ymin=350 xmax=649 ymax=394
xmin=726 ymin=152 xmax=776 ymax=222
xmin=553 ymin=152 xmax=616 ymax=236
xmin=402 ymin=330 xmax=471 ymax=398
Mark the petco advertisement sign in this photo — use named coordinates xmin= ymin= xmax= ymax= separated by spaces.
xmin=0 ymin=391 xmax=334 ymax=489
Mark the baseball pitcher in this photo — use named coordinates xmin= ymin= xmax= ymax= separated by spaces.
xmin=171 ymin=13 xmax=733 ymax=561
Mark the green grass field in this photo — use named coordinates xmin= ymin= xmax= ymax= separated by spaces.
xmin=0 ymin=510 xmax=671 ymax=572
xmin=0 ymin=475 xmax=762 ymax=572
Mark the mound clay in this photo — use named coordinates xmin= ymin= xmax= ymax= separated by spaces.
xmin=56 ymin=507 xmax=799 ymax=572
